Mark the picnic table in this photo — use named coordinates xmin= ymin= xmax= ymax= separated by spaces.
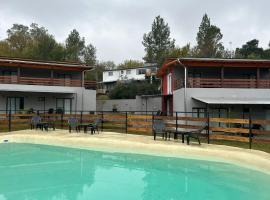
xmin=78 ymin=123 xmax=94 ymax=134
xmin=38 ymin=121 xmax=55 ymax=131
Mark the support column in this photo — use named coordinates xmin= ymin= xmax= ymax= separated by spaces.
xmin=17 ymin=67 xmax=21 ymax=84
xmin=221 ymin=67 xmax=224 ymax=88
xmin=257 ymin=67 xmax=260 ymax=88
xmin=81 ymin=71 xmax=85 ymax=87
xmin=50 ymin=69 xmax=54 ymax=86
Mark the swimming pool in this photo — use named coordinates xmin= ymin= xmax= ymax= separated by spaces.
xmin=0 ymin=143 xmax=269 ymax=200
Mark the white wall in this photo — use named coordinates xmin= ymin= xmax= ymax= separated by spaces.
xmin=97 ymin=96 xmax=162 ymax=112
xmin=0 ymin=84 xmax=96 ymax=112
xmin=174 ymin=87 xmax=270 ymax=114
xmin=103 ymin=67 xmax=155 ymax=83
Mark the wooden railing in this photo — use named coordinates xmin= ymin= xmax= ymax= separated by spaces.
xmin=0 ymin=75 xmax=96 ymax=89
xmin=187 ymin=77 xmax=270 ymax=88
xmin=1 ymin=111 xmax=270 ymax=149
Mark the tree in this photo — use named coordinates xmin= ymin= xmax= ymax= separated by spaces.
xmin=168 ymin=44 xmax=191 ymax=58
xmin=263 ymin=43 xmax=270 ymax=59
xmin=6 ymin=24 xmax=31 ymax=57
xmin=235 ymin=39 xmax=264 ymax=59
xmin=27 ymin=23 xmax=65 ymax=61
xmin=65 ymin=29 xmax=85 ymax=61
xmin=142 ymin=16 xmax=175 ymax=66
xmin=85 ymin=61 xmax=116 ymax=81
xmin=118 ymin=59 xmax=144 ymax=69
xmin=109 ymin=81 xmax=160 ymax=99
xmin=83 ymin=44 xmax=97 ymax=65
xmin=196 ymin=14 xmax=224 ymax=58
xmin=0 ymin=24 xmax=96 ymax=63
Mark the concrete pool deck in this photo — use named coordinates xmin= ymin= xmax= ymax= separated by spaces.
xmin=1 ymin=129 xmax=270 ymax=174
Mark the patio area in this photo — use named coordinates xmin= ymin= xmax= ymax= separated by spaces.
xmin=1 ymin=129 xmax=270 ymax=174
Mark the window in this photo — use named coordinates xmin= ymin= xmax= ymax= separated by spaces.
xmin=126 ymin=70 xmax=131 ymax=75
xmin=6 ymin=97 xmax=24 ymax=113
xmin=108 ymin=71 xmax=113 ymax=76
xmin=192 ymin=107 xmax=206 ymax=118
xmin=56 ymin=98 xmax=72 ymax=114
xmin=151 ymin=67 xmax=157 ymax=73
xmin=137 ymin=68 xmax=146 ymax=75
xmin=167 ymin=73 xmax=172 ymax=94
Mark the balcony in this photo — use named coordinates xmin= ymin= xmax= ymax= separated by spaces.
xmin=174 ymin=77 xmax=270 ymax=90
xmin=0 ymin=75 xmax=96 ymax=89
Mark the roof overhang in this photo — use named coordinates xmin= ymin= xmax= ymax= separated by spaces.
xmin=0 ymin=57 xmax=92 ymax=71
xmin=0 ymin=84 xmax=77 ymax=94
xmin=192 ymin=97 xmax=270 ymax=105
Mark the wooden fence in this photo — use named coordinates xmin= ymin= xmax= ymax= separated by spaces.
xmin=1 ymin=111 xmax=270 ymax=148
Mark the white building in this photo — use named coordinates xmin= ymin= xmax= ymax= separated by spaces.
xmin=101 ymin=64 xmax=158 ymax=93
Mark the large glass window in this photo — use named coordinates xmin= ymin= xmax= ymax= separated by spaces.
xmin=6 ymin=97 xmax=24 ymax=113
xmin=56 ymin=98 xmax=72 ymax=114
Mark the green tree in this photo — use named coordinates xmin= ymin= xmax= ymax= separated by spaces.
xmin=118 ymin=59 xmax=144 ymax=69
xmin=65 ymin=29 xmax=85 ymax=61
xmin=0 ymin=40 xmax=10 ymax=56
xmin=85 ymin=61 xmax=116 ymax=81
xmin=196 ymin=14 xmax=224 ymax=58
xmin=168 ymin=44 xmax=191 ymax=58
xmin=6 ymin=24 xmax=31 ymax=57
xmin=109 ymin=81 xmax=160 ymax=99
xmin=263 ymin=43 xmax=270 ymax=59
xmin=142 ymin=15 xmax=175 ymax=66
xmin=27 ymin=23 xmax=65 ymax=61
xmin=235 ymin=39 xmax=264 ymax=59
xmin=83 ymin=44 xmax=97 ymax=65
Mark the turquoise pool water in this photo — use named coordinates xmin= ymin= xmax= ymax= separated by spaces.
xmin=0 ymin=143 xmax=269 ymax=200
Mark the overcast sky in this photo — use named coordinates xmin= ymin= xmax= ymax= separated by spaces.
xmin=0 ymin=0 xmax=269 ymax=64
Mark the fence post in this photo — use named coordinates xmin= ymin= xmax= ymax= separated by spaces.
xmin=175 ymin=112 xmax=178 ymax=139
xmin=152 ymin=112 xmax=154 ymax=135
xmin=61 ymin=112 xmax=64 ymax=129
xmin=101 ymin=111 xmax=104 ymax=131
xmin=125 ymin=111 xmax=128 ymax=133
xmin=249 ymin=113 xmax=252 ymax=149
xmin=207 ymin=112 xmax=210 ymax=144
xmin=80 ymin=111 xmax=83 ymax=124
xmin=8 ymin=110 xmax=11 ymax=132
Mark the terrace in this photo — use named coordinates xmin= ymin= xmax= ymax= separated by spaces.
xmin=174 ymin=67 xmax=270 ymax=90
xmin=0 ymin=75 xmax=96 ymax=89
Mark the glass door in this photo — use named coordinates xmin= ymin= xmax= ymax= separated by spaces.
xmin=6 ymin=97 xmax=24 ymax=114
xmin=56 ymin=98 xmax=72 ymax=114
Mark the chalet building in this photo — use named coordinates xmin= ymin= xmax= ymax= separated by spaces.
xmin=0 ymin=57 xmax=96 ymax=113
xmin=100 ymin=64 xmax=158 ymax=93
xmin=159 ymin=58 xmax=270 ymax=121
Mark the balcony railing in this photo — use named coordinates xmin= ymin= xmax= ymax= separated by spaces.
xmin=0 ymin=75 xmax=96 ymax=89
xmin=174 ymin=77 xmax=270 ymax=90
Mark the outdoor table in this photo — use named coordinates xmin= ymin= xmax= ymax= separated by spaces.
xmin=38 ymin=122 xmax=55 ymax=131
xmin=166 ymin=129 xmax=188 ymax=143
xmin=78 ymin=123 xmax=94 ymax=134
